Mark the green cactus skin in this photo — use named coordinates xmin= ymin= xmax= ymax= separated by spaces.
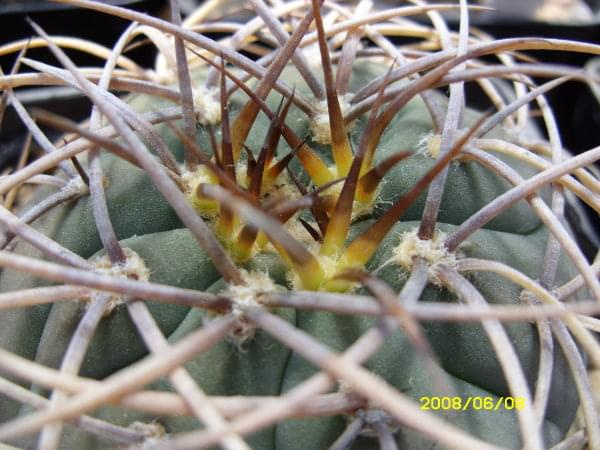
xmin=0 ymin=55 xmax=583 ymax=450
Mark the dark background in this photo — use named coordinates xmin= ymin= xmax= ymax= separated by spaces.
xmin=0 ymin=0 xmax=166 ymax=169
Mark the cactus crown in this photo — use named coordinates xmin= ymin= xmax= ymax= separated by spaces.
xmin=1 ymin=1 xmax=600 ymax=450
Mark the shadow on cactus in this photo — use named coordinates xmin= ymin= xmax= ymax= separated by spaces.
xmin=0 ymin=0 xmax=600 ymax=449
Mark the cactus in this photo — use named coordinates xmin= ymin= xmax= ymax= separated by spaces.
xmin=0 ymin=0 xmax=600 ymax=449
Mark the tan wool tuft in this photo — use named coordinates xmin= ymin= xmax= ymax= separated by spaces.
xmin=128 ymin=421 xmax=166 ymax=449
xmin=191 ymin=86 xmax=221 ymax=125
xmin=89 ymin=248 xmax=150 ymax=314
xmin=418 ymin=132 xmax=442 ymax=159
xmin=219 ymin=270 xmax=281 ymax=347
xmin=392 ymin=228 xmax=456 ymax=285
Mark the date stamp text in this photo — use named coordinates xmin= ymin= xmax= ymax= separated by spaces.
xmin=420 ymin=396 xmax=525 ymax=411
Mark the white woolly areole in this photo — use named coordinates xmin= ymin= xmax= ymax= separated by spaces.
xmin=219 ymin=270 xmax=281 ymax=346
xmin=392 ymin=228 xmax=456 ymax=285
xmin=309 ymin=95 xmax=353 ymax=145
xmin=191 ymin=86 xmax=221 ymax=125
xmin=223 ymin=270 xmax=278 ymax=315
xmin=417 ymin=132 xmax=442 ymax=159
xmin=128 ymin=421 xmax=166 ymax=449
xmin=90 ymin=248 xmax=150 ymax=314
